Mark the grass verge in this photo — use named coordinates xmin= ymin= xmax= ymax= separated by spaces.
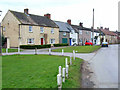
xmin=2 ymin=48 xmax=22 ymax=53
xmin=2 ymin=54 xmax=83 ymax=88
xmin=52 ymin=45 xmax=101 ymax=53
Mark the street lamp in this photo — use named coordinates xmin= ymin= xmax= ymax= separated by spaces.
xmin=0 ymin=10 xmax=2 ymax=56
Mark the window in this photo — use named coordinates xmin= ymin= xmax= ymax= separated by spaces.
xmin=28 ymin=38 xmax=34 ymax=44
xmin=63 ymin=32 xmax=66 ymax=36
xmin=29 ymin=26 xmax=32 ymax=32
xmin=51 ymin=28 xmax=54 ymax=34
xmin=79 ymin=38 xmax=82 ymax=43
xmin=71 ymin=30 xmax=74 ymax=34
xmin=3 ymin=27 xmax=6 ymax=31
xmin=86 ymin=31 xmax=89 ymax=34
xmin=79 ymin=30 xmax=82 ymax=34
xmin=50 ymin=39 xmax=55 ymax=44
xmin=72 ymin=38 xmax=76 ymax=42
xmin=40 ymin=27 xmax=44 ymax=33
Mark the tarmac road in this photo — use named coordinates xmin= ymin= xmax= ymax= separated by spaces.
xmin=90 ymin=44 xmax=118 ymax=88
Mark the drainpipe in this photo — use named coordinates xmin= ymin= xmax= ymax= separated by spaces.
xmin=18 ymin=24 xmax=21 ymax=48
xmin=78 ymin=31 xmax=79 ymax=45
xmin=0 ymin=25 xmax=2 ymax=55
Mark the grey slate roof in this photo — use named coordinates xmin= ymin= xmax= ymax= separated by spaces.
xmin=10 ymin=10 xmax=58 ymax=28
xmin=71 ymin=24 xmax=92 ymax=32
xmin=54 ymin=21 xmax=74 ymax=32
xmin=71 ymin=25 xmax=83 ymax=33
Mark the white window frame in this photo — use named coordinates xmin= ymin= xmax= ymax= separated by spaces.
xmin=40 ymin=27 xmax=44 ymax=33
xmin=50 ymin=39 xmax=55 ymax=44
xmin=86 ymin=31 xmax=89 ymax=34
xmin=29 ymin=26 xmax=32 ymax=32
xmin=79 ymin=38 xmax=82 ymax=43
xmin=3 ymin=27 xmax=6 ymax=31
xmin=63 ymin=32 xmax=67 ymax=36
xmin=79 ymin=30 xmax=82 ymax=34
xmin=27 ymin=38 xmax=34 ymax=44
xmin=51 ymin=28 xmax=54 ymax=34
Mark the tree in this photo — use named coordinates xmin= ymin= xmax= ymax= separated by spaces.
xmin=2 ymin=35 xmax=5 ymax=46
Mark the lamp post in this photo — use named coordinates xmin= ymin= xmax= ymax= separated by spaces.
xmin=0 ymin=10 xmax=2 ymax=56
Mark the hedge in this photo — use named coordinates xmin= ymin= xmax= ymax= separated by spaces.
xmin=20 ymin=44 xmax=51 ymax=49
xmin=53 ymin=43 xmax=69 ymax=47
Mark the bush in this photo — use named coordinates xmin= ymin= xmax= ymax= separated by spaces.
xmin=53 ymin=43 xmax=69 ymax=47
xmin=20 ymin=44 xmax=51 ymax=49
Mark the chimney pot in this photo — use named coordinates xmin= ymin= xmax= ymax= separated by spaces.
xmin=24 ymin=8 xmax=29 ymax=14
xmin=44 ymin=13 xmax=51 ymax=19
xmin=79 ymin=22 xmax=83 ymax=27
xmin=67 ymin=19 xmax=71 ymax=25
xmin=100 ymin=26 xmax=103 ymax=29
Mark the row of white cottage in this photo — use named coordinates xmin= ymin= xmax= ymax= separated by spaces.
xmin=55 ymin=20 xmax=101 ymax=46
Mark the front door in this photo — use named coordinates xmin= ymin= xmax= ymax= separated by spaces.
xmin=69 ymin=38 xmax=72 ymax=46
xmin=41 ymin=38 xmax=43 ymax=45
xmin=62 ymin=38 xmax=67 ymax=44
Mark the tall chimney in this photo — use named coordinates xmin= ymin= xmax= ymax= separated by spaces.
xmin=24 ymin=8 xmax=29 ymax=14
xmin=100 ymin=26 xmax=103 ymax=29
xmin=79 ymin=22 xmax=83 ymax=27
xmin=67 ymin=19 xmax=71 ymax=25
xmin=44 ymin=13 xmax=51 ymax=19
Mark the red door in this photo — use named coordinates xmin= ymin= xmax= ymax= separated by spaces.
xmin=41 ymin=38 xmax=43 ymax=45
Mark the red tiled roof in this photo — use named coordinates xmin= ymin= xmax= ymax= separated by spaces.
xmin=101 ymin=29 xmax=117 ymax=36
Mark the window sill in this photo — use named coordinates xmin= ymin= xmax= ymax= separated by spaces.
xmin=40 ymin=32 xmax=44 ymax=34
xmin=29 ymin=32 xmax=33 ymax=33
xmin=28 ymin=43 xmax=34 ymax=45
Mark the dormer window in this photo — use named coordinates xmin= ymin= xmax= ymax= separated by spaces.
xmin=63 ymin=32 xmax=66 ymax=36
xmin=29 ymin=26 xmax=32 ymax=32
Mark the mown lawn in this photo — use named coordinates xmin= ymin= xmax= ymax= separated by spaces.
xmin=2 ymin=55 xmax=83 ymax=88
xmin=52 ymin=45 xmax=101 ymax=53
xmin=2 ymin=48 xmax=22 ymax=53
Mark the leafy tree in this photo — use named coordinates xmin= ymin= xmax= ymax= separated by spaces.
xmin=2 ymin=35 xmax=6 ymax=46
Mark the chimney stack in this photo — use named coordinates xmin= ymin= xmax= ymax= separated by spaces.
xmin=24 ymin=8 xmax=29 ymax=14
xmin=44 ymin=13 xmax=51 ymax=19
xmin=79 ymin=22 xmax=83 ymax=27
xmin=67 ymin=19 xmax=71 ymax=25
xmin=100 ymin=26 xmax=103 ymax=29
xmin=104 ymin=27 xmax=109 ymax=31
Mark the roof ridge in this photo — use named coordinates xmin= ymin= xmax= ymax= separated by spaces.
xmin=9 ymin=9 xmax=46 ymax=18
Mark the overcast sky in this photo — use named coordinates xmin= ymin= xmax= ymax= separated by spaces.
xmin=0 ymin=0 xmax=119 ymax=31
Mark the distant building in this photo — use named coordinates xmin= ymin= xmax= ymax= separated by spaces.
xmin=67 ymin=19 xmax=78 ymax=46
xmin=54 ymin=21 xmax=70 ymax=45
xmin=99 ymin=27 xmax=117 ymax=44
xmin=71 ymin=23 xmax=92 ymax=45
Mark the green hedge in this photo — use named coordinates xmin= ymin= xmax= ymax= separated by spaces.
xmin=20 ymin=44 xmax=51 ymax=49
xmin=53 ymin=43 xmax=69 ymax=47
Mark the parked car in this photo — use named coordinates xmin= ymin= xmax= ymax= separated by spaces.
xmin=101 ymin=42 xmax=108 ymax=47
xmin=85 ymin=41 xmax=93 ymax=45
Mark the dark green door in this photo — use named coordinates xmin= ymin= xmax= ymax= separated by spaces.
xmin=62 ymin=38 xmax=68 ymax=43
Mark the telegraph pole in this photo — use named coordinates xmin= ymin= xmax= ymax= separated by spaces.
xmin=92 ymin=8 xmax=94 ymax=44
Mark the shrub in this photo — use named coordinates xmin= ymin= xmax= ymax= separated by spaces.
xmin=20 ymin=44 xmax=51 ymax=49
xmin=2 ymin=35 xmax=6 ymax=46
xmin=53 ymin=43 xmax=69 ymax=47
